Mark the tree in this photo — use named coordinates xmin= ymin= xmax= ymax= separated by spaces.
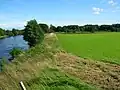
xmin=23 ymin=19 xmax=44 ymax=47
xmin=50 ymin=25 xmax=56 ymax=32
xmin=0 ymin=28 xmax=5 ymax=36
xmin=39 ymin=23 xmax=49 ymax=33
xmin=12 ymin=28 xmax=18 ymax=36
xmin=56 ymin=26 xmax=63 ymax=32
xmin=5 ymin=30 xmax=14 ymax=36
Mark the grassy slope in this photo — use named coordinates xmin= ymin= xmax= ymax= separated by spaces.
xmin=0 ymin=34 xmax=97 ymax=90
xmin=57 ymin=32 xmax=120 ymax=64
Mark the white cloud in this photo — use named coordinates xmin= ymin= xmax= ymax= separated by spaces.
xmin=92 ymin=7 xmax=103 ymax=14
xmin=107 ymin=0 xmax=120 ymax=13
xmin=0 ymin=22 xmax=26 ymax=29
xmin=108 ymin=0 xmax=117 ymax=6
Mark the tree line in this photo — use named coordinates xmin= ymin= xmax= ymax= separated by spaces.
xmin=49 ymin=24 xmax=120 ymax=33
xmin=1 ymin=23 xmax=120 ymax=38
xmin=0 ymin=28 xmax=24 ymax=37
xmin=34 ymin=24 xmax=120 ymax=33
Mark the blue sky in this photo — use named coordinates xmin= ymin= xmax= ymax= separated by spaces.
xmin=0 ymin=0 xmax=120 ymax=29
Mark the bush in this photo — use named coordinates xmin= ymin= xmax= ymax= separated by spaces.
xmin=0 ymin=58 xmax=7 ymax=71
xmin=23 ymin=19 xmax=44 ymax=47
xmin=10 ymin=48 xmax=22 ymax=58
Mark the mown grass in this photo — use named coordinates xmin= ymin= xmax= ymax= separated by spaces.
xmin=57 ymin=32 xmax=120 ymax=64
xmin=25 ymin=68 xmax=97 ymax=90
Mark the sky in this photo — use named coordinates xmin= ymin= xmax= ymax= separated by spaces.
xmin=0 ymin=0 xmax=120 ymax=29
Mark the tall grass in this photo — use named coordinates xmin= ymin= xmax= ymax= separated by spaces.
xmin=25 ymin=68 xmax=97 ymax=90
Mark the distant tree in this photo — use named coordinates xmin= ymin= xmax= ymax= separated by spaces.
xmin=79 ymin=26 xmax=85 ymax=32
xmin=5 ymin=30 xmax=14 ymax=36
xmin=56 ymin=26 xmax=62 ymax=32
xmin=5 ymin=29 xmax=24 ymax=37
xmin=12 ymin=28 xmax=18 ymax=36
xmin=23 ymin=19 xmax=44 ymax=47
xmin=39 ymin=23 xmax=49 ymax=33
xmin=50 ymin=25 xmax=56 ymax=33
xmin=17 ymin=29 xmax=24 ymax=35
xmin=63 ymin=26 xmax=69 ymax=33
xmin=0 ymin=28 xmax=5 ymax=36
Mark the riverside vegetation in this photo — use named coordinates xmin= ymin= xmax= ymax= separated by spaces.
xmin=0 ymin=20 xmax=119 ymax=90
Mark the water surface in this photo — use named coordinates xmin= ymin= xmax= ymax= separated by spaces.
xmin=0 ymin=35 xmax=29 ymax=60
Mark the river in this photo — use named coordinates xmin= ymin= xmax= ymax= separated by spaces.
xmin=0 ymin=35 xmax=29 ymax=60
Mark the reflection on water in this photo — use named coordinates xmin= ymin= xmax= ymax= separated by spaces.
xmin=0 ymin=35 xmax=29 ymax=60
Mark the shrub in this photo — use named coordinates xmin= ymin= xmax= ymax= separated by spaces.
xmin=23 ymin=19 xmax=44 ymax=47
xmin=10 ymin=48 xmax=22 ymax=58
xmin=0 ymin=58 xmax=7 ymax=71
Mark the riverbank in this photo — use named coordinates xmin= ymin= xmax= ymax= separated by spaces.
xmin=0 ymin=35 xmax=7 ymax=39
xmin=0 ymin=34 xmax=119 ymax=90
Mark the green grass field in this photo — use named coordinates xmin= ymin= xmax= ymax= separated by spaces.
xmin=57 ymin=32 xmax=120 ymax=64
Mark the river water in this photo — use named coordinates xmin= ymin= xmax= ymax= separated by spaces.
xmin=0 ymin=35 xmax=29 ymax=60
